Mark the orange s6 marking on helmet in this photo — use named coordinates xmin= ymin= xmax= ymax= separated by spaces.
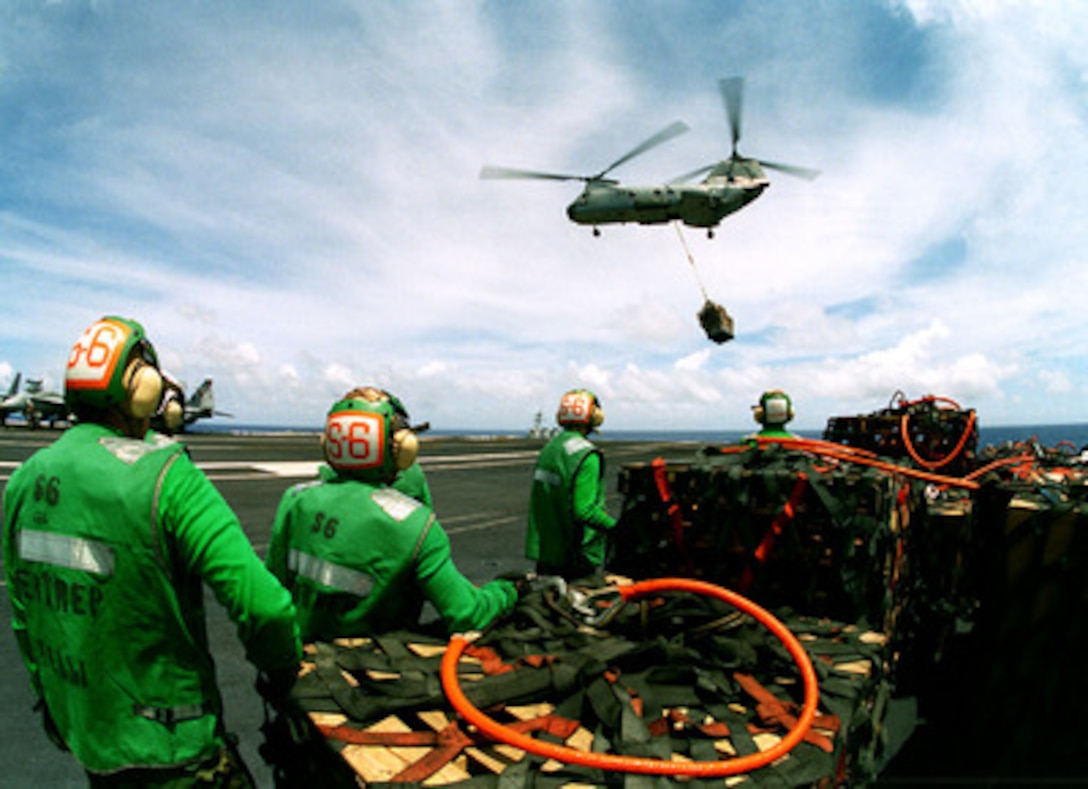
xmin=324 ymin=395 xmax=419 ymax=482
xmin=325 ymin=404 xmax=389 ymax=477
xmin=65 ymin=316 xmax=163 ymax=418
xmin=557 ymin=389 xmax=604 ymax=430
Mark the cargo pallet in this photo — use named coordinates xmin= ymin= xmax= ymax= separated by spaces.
xmin=278 ymin=397 xmax=1087 ymax=784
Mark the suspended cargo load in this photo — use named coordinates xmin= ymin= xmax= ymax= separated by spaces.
xmin=698 ymin=298 xmax=735 ymax=344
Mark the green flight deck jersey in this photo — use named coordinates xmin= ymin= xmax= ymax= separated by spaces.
xmin=526 ymin=430 xmax=617 ymax=578
xmin=393 ymin=461 xmax=432 ymax=507
xmin=267 ymin=467 xmax=517 ymax=642
xmin=2 ymin=423 xmax=301 ymax=776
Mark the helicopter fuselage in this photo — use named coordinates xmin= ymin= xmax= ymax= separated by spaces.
xmin=482 ymin=78 xmax=816 ymax=235
xmin=566 ymin=169 xmax=769 ymax=230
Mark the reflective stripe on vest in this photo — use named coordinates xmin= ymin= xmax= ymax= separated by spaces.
xmin=288 ymin=548 xmax=374 ymax=597
xmin=132 ymin=701 xmax=212 ymax=727
xmin=18 ymin=529 xmax=116 ymax=577
xmin=534 ymin=468 xmax=562 ymax=487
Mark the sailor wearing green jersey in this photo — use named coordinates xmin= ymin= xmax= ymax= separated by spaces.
xmin=266 ymin=391 xmax=518 ymax=642
xmin=749 ymin=389 xmax=798 ymax=440
xmin=372 ymin=386 xmax=434 ymax=506
xmin=526 ymin=389 xmax=617 ymax=580
xmin=2 ymin=316 xmax=302 ymax=787
xmin=310 ymin=387 xmax=435 ymax=506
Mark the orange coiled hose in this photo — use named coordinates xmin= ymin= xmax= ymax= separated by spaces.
xmin=900 ymin=409 xmax=977 ymax=471
xmin=440 ymin=577 xmax=820 ymax=777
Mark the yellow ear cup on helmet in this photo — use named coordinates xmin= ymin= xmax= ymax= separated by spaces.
xmin=756 ymin=390 xmax=794 ymax=426
xmin=393 ymin=428 xmax=419 ymax=470
xmin=590 ymin=404 xmax=604 ymax=429
xmin=162 ymin=399 xmax=184 ymax=432
xmin=123 ymin=359 xmax=164 ymax=420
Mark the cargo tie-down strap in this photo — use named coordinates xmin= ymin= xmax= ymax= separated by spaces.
xmin=281 ymin=579 xmax=911 ymax=786
xmin=624 ymin=443 xmax=912 ymax=629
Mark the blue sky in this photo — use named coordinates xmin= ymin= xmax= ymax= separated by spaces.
xmin=2 ymin=1 xmax=1087 ymax=431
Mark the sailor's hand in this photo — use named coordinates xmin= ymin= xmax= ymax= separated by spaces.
xmin=497 ymin=569 xmax=538 ymax=596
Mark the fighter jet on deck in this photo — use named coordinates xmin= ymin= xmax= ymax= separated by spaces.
xmin=0 ymin=375 xmax=70 ymax=428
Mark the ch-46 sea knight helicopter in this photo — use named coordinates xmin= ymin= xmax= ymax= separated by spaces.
xmin=480 ymin=77 xmax=819 ymax=238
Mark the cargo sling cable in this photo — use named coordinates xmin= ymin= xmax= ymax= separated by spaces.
xmin=674 ymin=221 xmax=710 ymax=302
xmin=440 ymin=576 xmax=819 ymax=778
xmin=674 ymin=221 xmax=734 ymax=343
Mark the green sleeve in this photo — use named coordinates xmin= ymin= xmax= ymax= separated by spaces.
xmin=265 ymin=488 xmax=296 ymax=584
xmin=161 ymin=453 xmax=302 ymax=672
xmin=572 ymin=452 xmax=616 ymax=531
xmin=2 ymin=466 xmax=42 ymax=698
xmin=393 ymin=463 xmax=433 ymax=507
xmin=413 ymin=517 xmax=517 ymax=633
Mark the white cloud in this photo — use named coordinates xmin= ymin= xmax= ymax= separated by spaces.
xmin=1040 ymin=369 xmax=1073 ymax=395
xmin=2 ymin=2 xmax=1087 ymax=432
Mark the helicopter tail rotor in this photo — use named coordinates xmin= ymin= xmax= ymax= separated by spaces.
xmin=675 ymin=75 xmax=819 ymax=182
xmin=758 ymin=159 xmax=821 ymax=181
xmin=720 ymin=76 xmax=743 ymax=157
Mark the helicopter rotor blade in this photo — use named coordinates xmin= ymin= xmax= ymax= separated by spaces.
xmin=479 ymin=165 xmax=587 ymax=182
xmin=719 ymin=76 xmax=743 ymax=156
xmin=758 ymin=159 xmax=821 ymax=181
xmin=593 ymin=120 xmax=690 ymax=180
xmin=668 ymin=164 xmax=715 ymax=184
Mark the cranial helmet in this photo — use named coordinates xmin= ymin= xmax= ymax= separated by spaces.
xmin=556 ymin=389 xmax=604 ymax=431
xmin=324 ymin=390 xmax=419 ymax=482
xmin=65 ymin=316 xmax=164 ymax=420
xmin=753 ymin=389 xmax=795 ymax=427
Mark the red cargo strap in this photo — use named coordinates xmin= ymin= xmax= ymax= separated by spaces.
xmin=464 ymin=643 xmax=554 ymax=675
xmin=317 ymin=713 xmax=581 ymax=782
xmin=737 ymin=475 xmax=808 ymax=593
xmin=734 ymin=672 xmax=837 ymax=753
xmin=651 ymin=457 xmax=689 ymax=563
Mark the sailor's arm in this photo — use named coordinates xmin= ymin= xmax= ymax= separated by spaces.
xmin=572 ymin=452 xmax=617 ymax=531
xmin=413 ymin=515 xmax=518 ymax=633
xmin=161 ymin=453 xmax=302 ymax=672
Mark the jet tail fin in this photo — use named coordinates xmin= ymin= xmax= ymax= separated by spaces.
xmin=5 ymin=372 xmax=21 ymax=399
xmin=189 ymin=379 xmax=214 ymax=412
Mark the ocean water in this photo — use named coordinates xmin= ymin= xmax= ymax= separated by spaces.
xmin=206 ymin=422 xmax=1088 ymax=451
xmin=596 ymin=423 xmax=1088 ymax=450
